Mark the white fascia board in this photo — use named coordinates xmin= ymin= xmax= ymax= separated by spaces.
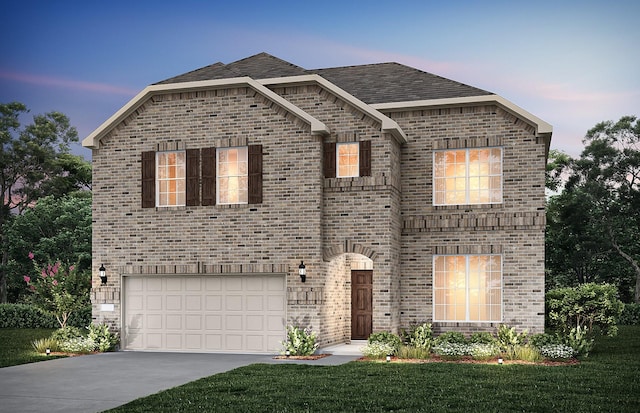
xmin=259 ymin=75 xmax=408 ymax=144
xmin=371 ymin=95 xmax=553 ymax=137
xmin=82 ymin=77 xmax=329 ymax=149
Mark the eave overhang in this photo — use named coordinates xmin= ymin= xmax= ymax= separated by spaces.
xmin=82 ymin=77 xmax=330 ymax=149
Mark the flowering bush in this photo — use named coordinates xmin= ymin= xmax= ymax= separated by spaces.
xmin=368 ymin=331 xmax=403 ymax=355
xmin=59 ymin=337 xmax=96 ymax=354
xmin=23 ymin=253 xmax=90 ymax=328
xmin=540 ymin=344 xmax=576 ymax=360
xmin=432 ymin=342 xmax=470 ymax=359
xmin=469 ymin=343 xmax=500 ymax=360
xmin=281 ymin=325 xmax=319 ymax=356
xmin=362 ymin=341 xmax=397 ymax=359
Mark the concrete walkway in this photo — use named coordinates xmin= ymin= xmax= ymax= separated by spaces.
xmin=0 ymin=349 xmax=361 ymax=413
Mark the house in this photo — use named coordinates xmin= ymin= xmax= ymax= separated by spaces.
xmin=83 ymin=53 xmax=551 ymax=353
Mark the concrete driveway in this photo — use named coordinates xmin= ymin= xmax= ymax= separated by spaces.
xmin=0 ymin=351 xmax=360 ymax=413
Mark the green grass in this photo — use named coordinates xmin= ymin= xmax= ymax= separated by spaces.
xmin=106 ymin=326 xmax=640 ymax=413
xmin=0 ymin=328 xmax=66 ymax=367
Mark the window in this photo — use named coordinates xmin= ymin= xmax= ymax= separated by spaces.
xmin=433 ymin=255 xmax=502 ymax=322
xmin=156 ymin=151 xmax=185 ymax=207
xmin=337 ymin=143 xmax=359 ymax=177
xmin=324 ymin=141 xmax=371 ymax=178
xmin=217 ymin=147 xmax=248 ymax=204
xmin=433 ymin=148 xmax=502 ymax=205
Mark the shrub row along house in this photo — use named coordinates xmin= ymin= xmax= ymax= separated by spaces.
xmin=83 ymin=53 xmax=551 ymax=353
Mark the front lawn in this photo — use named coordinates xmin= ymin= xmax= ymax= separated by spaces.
xmin=106 ymin=326 xmax=640 ymax=413
xmin=0 ymin=328 xmax=66 ymax=368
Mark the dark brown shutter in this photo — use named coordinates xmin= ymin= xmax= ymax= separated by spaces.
xmin=186 ymin=148 xmax=200 ymax=206
xmin=248 ymin=144 xmax=263 ymax=204
xmin=324 ymin=142 xmax=336 ymax=178
xmin=201 ymin=147 xmax=216 ymax=206
xmin=359 ymin=140 xmax=371 ymax=177
xmin=141 ymin=151 xmax=156 ymax=208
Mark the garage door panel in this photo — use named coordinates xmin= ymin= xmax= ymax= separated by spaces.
xmin=186 ymin=314 xmax=202 ymax=330
xmin=185 ymin=295 xmax=201 ymax=311
xmin=246 ymin=295 xmax=263 ymax=311
xmin=226 ymin=296 xmax=242 ymax=311
xmin=124 ymin=275 xmax=285 ymax=353
xmin=166 ymin=295 xmax=182 ymax=310
xmin=146 ymin=314 xmax=162 ymax=329
xmin=246 ymin=315 xmax=263 ymax=331
xmin=166 ymin=314 xmax=181 ymax=329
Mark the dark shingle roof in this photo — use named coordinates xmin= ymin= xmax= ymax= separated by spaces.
xmin=312 ymin=63 xmax=491 ymax=104
xmin=155 ymin=52 xmax=492 ymax=102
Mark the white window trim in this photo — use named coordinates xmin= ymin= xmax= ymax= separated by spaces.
xmin=432 ymin=254 xmax=503 ymax=323
xmin=432 ymin=147 xmax=503 ymax=206
xmin=336 ymin=142 xmax=359 ymax=178
xmin=156 ymin=150 xmax=185 ymax=207
xmin=216 ymin=146 xmax=248 ymax=205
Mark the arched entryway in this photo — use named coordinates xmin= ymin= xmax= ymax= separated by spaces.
xmin=323 ymin=243 xmax=375 ymax=344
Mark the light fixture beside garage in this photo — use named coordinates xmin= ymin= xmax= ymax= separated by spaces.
xmin=298 ymin=261 xmax=306 ymax=283
xmin=99 ymin=264 xmax=107 ymax=285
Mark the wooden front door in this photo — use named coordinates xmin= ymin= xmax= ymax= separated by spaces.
xmin=351 ymin=270 xmax=373 ymax=340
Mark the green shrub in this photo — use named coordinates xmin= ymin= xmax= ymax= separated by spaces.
xmin=397 ymin=345 xmax=431 ymax=360
xmin=51 ymin=326 xmax=84 ymax=342
xmin=469 ymin=332 xmax=497 ymax=344
xmin=368 ymin=331 xmax=402 ymax=355
xmin=66 ymin=304 xmax=92 ymax=328
xmin=32 ymin=337 xmax=60 ymax=353
xmin=529 ymin=333 xmax=560 ymax=349
xmin=539 ymin=344 xmax=576 ymax=360
xmin=618 ymin=303 xmax=640 ymax=325
xmin=402 ymin=323 xmax=433 ymax=350
xmin=434 ymin=331 xmax=467 ymax=345
xmin=0 ymin=304 xmax=57 ymax=328
xmin=497 ymin=325 xmax=527 ymax=349
xmin=362 ymin=341 xmax=396 ymax=359
xmin=469 ymin=343 xmax=500 ymax=360
xmin=547 ymin=283 xmax=624 ymax=337
xmin=87 ymin=323 xmax=119 ymax=352
xmin=281 ymin=326 xmax=318 ymax=356
xmin=564 ymin=326 xmax=594 ymax=357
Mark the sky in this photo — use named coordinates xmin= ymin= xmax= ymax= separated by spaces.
xmin=1 ymin=0 xmax=638 ymax=159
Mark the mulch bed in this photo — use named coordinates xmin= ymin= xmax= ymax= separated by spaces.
xmin=358 ymin=355 xmax=579 ymax=366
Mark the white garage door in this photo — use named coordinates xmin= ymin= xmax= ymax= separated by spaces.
xmin=123 ymin=275 xmax=286 ymax=353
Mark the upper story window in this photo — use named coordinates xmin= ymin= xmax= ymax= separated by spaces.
xmin=217 ymin=147 xmax=248 ymax=204
xmin=433 ymin=147 xmax=502 ymax=205
xmin=433 ymin=254 xmax=502 ymax=322
xmin=156 ymin=151 xmax=185 ymax=207
xmin=337 ymin=143 xmax=359 ymax=177
xmin=324 ymin=140 xmax=371 ymax=178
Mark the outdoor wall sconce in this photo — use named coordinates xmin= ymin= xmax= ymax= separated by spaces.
xmin=99 ymin=264 xmax=107 ymax=285
xmin=298 ymin=261 xmax=306 ymax=283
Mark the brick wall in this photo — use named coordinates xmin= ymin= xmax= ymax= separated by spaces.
xmin=387 ymin=105 xmax=546 ymax=334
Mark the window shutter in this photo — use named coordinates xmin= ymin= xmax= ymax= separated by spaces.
xmin=248 ymin=144 xmax=263 ymax=204
xmin=324 ymin=142 xmax=336 ymax=178
xmin=201 ymin=147 xmax=216 ymax=206
xmin=186 ymin=148 xmax=200 ymax=206
xmin=359 ymin=140 xmax=371 ymax=177
xmin=141 ymin=151 xmax=156 ymax=208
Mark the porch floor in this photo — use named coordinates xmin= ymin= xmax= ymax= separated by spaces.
xmin=320 ymin=340 xmax=367 ymax=356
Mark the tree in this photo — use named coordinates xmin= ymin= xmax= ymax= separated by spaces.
xmin=5 ymin=193 xmax=92 ymax=302
xmin=548 ymin=116 xmax=640 ymax=302
xmin=0 ymin=102 xmax=88 ymax=303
